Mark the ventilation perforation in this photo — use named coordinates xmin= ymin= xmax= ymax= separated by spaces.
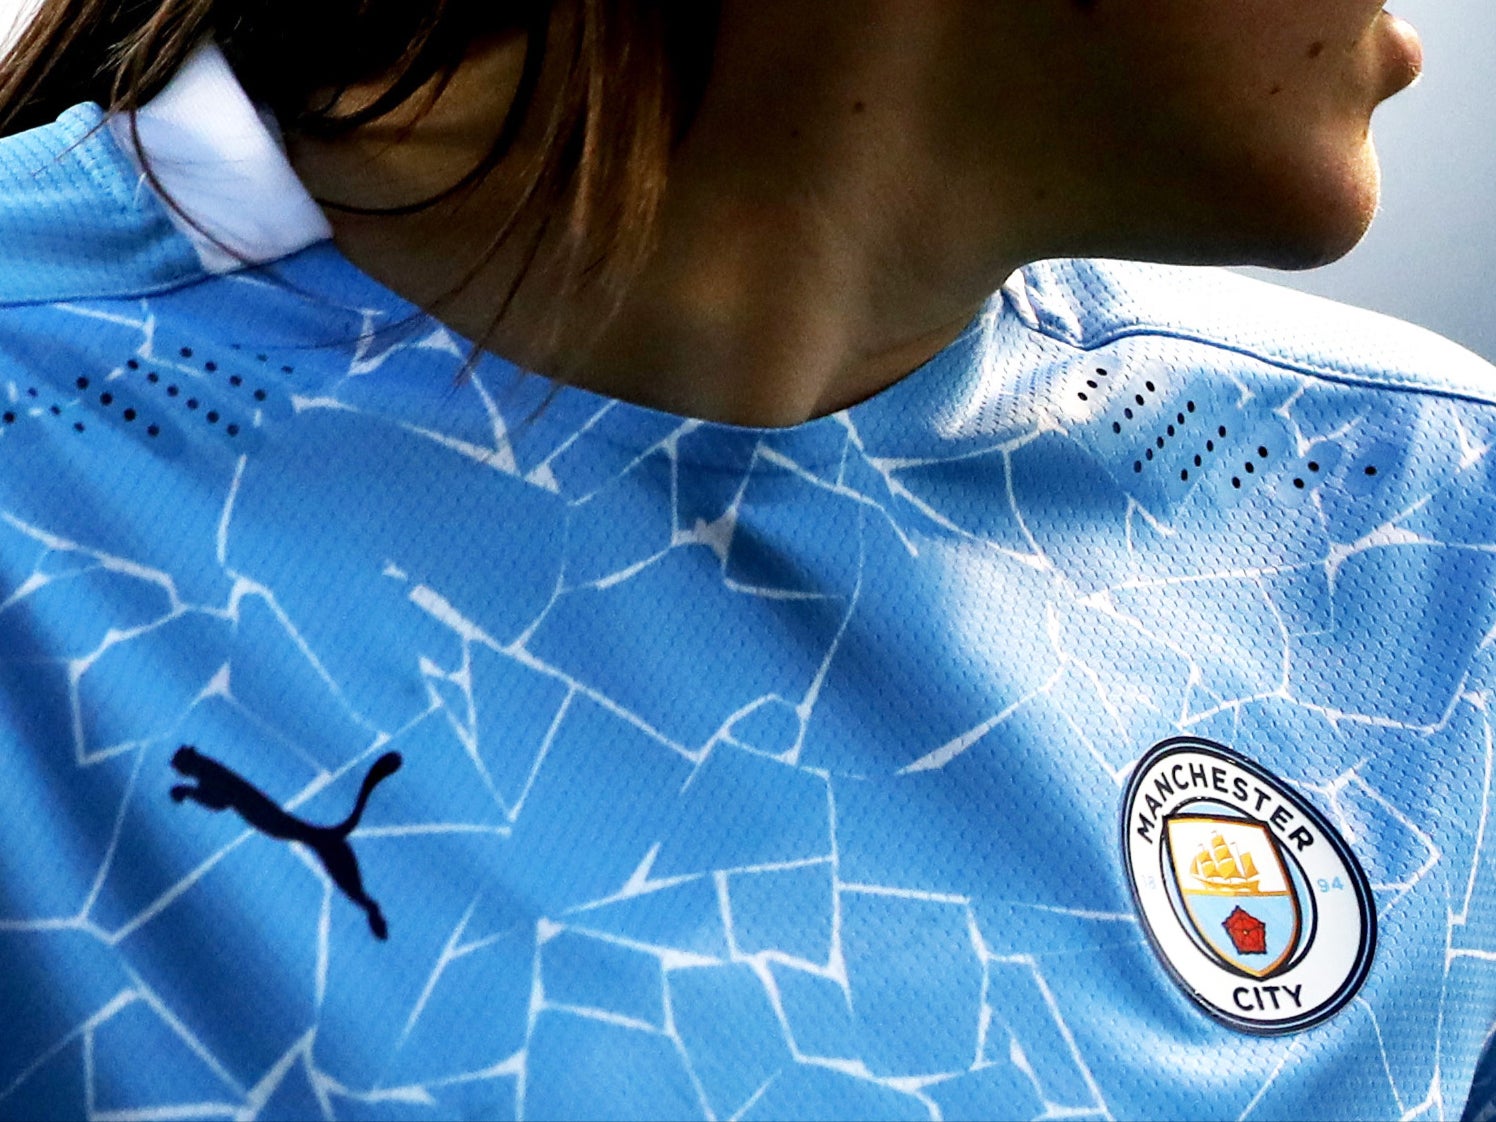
xmin=42 ymin=349 xmax=269 ymax=445
xmin=1291 ymin=459 xmax=1324 ymax=491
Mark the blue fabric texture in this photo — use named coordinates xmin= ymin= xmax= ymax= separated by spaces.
xmin=0 ymin=104 xmax=202 ymax=304
xmin=1 ymin=105 xmax=1495 ymax=1121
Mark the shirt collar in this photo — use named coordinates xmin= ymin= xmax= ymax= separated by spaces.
xmin=107 ymin=42 xmax=333 ymax=275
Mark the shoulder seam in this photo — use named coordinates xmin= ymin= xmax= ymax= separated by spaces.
xmin=1026 ymin=319 xmax=1496 ymax=412
xmin=0 ymin=272 xmax=214 ymax=313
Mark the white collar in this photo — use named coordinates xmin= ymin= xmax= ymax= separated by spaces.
xmin=107 ymin=42 xmax=333 ymax=274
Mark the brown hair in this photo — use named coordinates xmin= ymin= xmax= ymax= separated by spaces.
xmin=0 ymin=0 xmax=718 ymax=346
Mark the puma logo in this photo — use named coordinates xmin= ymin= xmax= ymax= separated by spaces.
xmin=170 ymin=745 xmax=403 ymax=940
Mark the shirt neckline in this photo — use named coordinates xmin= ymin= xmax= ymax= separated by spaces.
xmin=111 ymin=41 xmax=1028 ymax=463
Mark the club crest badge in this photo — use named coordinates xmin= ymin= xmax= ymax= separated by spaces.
xmin=1122 ymin=737 xmax=1375 ymax=1034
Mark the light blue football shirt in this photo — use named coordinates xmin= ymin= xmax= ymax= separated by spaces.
xmin=1 ymin=45 xmax=1495 ymax=1122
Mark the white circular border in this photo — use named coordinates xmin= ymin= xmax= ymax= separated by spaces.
xmin=1122 ymin=737 xmax=1376 ymax=1034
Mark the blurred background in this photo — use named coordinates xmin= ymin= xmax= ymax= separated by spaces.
xmin=1 ymin=0 xmax=1491 ymax=361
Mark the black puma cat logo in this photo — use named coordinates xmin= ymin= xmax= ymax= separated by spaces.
xmin=170 ymin=745 xmax=403 ymax=940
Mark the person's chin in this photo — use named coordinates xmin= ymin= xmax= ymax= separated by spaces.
xmin=1241 ymin=211 xmax=1375 ymax=271
xmin=1073 ymin=133 xmax=1384 ymax=273
xmin=1127 ymin=197 xmax=1377 ymax=274
xmin=1213 ymin=139 xmax=1384 ymax=272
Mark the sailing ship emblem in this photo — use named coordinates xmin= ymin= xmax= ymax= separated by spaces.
xmin=1165 ymin=816 xmax=1302 ymax=978
xmin=1188 ymin=831 xmax=1262 ymax=895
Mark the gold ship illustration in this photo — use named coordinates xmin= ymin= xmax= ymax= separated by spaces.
xmin=1187 ymin=832 xmax=1261 ymax=895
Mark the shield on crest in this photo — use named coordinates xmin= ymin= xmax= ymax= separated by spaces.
xmin=1164 ymin=815 xmax=1302 ymax=978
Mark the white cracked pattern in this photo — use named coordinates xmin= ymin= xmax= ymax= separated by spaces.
xmin=0 ymin=260 xmax=1494 ymax=1121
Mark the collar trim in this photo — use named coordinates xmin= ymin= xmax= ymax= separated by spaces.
xmin=107 ymin=43 xmax=332 ymax=275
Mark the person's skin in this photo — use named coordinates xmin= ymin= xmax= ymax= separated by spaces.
xmin=288 ymin=0 xmax=1424 ymax=427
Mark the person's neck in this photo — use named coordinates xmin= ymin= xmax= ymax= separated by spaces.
xmin=286 ymin=15 xmax=1031 ymax=427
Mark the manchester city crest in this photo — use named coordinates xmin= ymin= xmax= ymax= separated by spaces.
xmin=1122 ymin=737 xmax=1376 ymax=1034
